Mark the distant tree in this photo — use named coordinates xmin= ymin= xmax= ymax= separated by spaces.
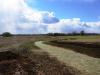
xmin=47 ymin=33 xmax=66 ymax=36
xmin=47 ymin=33 xmax=54 ymax=36
xmin=72 ymin=31 xmax=78 ymax=35
xmin=2 ymin=32 xmax=12 ymax=37
xmin=80 ymin=30 xmax=85 ymax=35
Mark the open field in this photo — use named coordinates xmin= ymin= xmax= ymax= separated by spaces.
xmin=0 ymin=35 xmax=81 ymax=75
xmin=43 ymin=35 xmax=100 ymax=75
xmin=46 ymin=35 xmax=100 ymax=58
xmin=46 ymin=40 xmax=100 ymax=58
xmin=0 ymin=35 xmax=100 ymax=75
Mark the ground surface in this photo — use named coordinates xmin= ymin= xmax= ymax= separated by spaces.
xmin=35 ymin=41 xmax=100 ymax=75
xmin=0 ymin=35 xmax=100 ymax=75
xmin=0 ymin=36 xmax=81 ymax=75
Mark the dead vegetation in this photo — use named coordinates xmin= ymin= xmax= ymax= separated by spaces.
xmin=46 ymin=40 xmax=100 ymax=58
xmin=0 ymin=36 xmax=81 ymax=75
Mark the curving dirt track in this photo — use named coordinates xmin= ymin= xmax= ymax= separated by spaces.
xmin=35 ymin=41 xmax=100 ymax=75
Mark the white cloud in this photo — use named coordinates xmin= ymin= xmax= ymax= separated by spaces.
xmin=0 ymin=0 xmax=100 ymax=34
xmin=47 ymin=18 xmax=82 ymax=33
xmin=47 ymin=18 xmax=100 ymax=33
xmin=0 ymin=0 xmax=27 ymax=33
xmin=0 ymin=0 xmax=59 ymax=34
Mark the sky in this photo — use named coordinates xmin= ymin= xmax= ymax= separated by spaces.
xmin=0 ymin=0 xmax=100 ymax=34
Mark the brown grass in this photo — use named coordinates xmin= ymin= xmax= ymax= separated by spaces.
xmin=46 ymin=40 xmax=100 ymax=58
xmin=0 ymin=36 xmax=81 ymax=75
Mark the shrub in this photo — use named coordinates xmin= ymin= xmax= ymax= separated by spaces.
xmin=80 ymin=30 xmax=85 ymax=35
xmin=2 ymin=32 xmax=12 ymax=37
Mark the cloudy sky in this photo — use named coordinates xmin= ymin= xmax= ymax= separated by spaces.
xmin=0 ymin=0 xmax=100 ymax=34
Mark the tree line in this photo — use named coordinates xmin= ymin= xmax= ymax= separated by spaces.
xmin=0 ymin=31 xmax=99 ymax=37
xmin=47 ymin=30 xmax=99 ymax=36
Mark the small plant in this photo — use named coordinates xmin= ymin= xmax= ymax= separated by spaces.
xmin=2 ymin=32 xmax=12 ymax=37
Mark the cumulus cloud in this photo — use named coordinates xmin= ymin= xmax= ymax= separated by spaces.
xmin=41 ymin=12 xmax=59 ymax=24
xmin=47 ymin=18 xmax=82 ymax=33
xmin=0 ymin=0 xmax=100 ymax=34
xmin=47 ymin=18 xmax=100 ymax=33
xmin=0 ymin=0 xmax=59 ymax=34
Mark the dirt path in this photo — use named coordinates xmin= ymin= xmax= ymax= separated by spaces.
xmin=35 ymin=41 xmax=100 ymax=75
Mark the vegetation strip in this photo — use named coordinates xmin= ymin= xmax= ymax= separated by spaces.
xmin=35 ymin=41 xmax=100 ymax=75
xmin=0 ymin=41 xmax=81 ymax=75
xmin=46 ymin=40 xmax=100 ymax=58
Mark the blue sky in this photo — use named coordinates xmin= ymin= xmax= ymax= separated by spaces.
xmin=0 ymin=0 xmax=100 ymax=34
xmin=28 ymin=0 xmax=100 ymax=21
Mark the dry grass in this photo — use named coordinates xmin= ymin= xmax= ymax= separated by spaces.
xmin=0 ymin=36 xmax=81 ymax=75
xmin=46 ymin=40 xmax=100 ymax=58
xmin=12 ymin=41 xmax=81 ymax=75
xmin=35 ymin=41 xmax=100 ymax=75
xmin=0 ymin=35 xmax=100 ymax=75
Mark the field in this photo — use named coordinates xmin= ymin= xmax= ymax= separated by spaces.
xmin=46 ymin=35 xmax=100 ymax=58
xmin=44 ymin=35 xmax=100 ymax=75
xmin=0 ymin=35 xmax=100 ymax=75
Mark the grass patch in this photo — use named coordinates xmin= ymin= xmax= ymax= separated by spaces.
xmin=29 ymin=52 xmax=81 ymax=75
xmin=10 ymin=41 xmax=39 ymax=57
xmin=0 ymin=51 xmax=19 ymax=61
xmin=0 ymin=45 xmax=4 ymax=48
xmin=46 ymin=40 xmax=100 ymax=58
xmin=4 ymin=41 xmax=81 ymax=75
